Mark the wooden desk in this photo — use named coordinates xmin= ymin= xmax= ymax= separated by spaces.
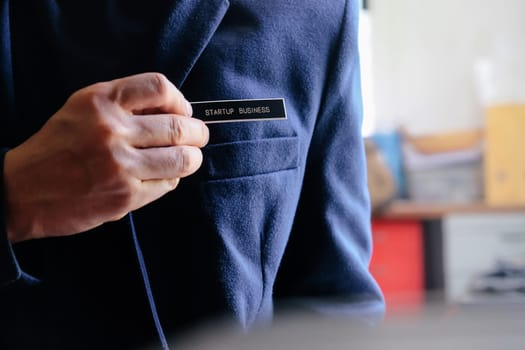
xmin=375 ymin=200 xmax=525 ymax=220
xmin=371 ymin=200 xmax=525 ymax=303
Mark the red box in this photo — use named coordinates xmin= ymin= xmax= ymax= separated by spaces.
xmin=370 ymin=219 xmax=425 ymax=314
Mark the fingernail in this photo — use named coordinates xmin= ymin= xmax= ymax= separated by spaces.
xmin=185 ymin=100 xmax=193 ymax=117
xmin=202 ymin=123 xmax=210 ymax=145
xmin=189 ymin=119 xmax=209 ymax=146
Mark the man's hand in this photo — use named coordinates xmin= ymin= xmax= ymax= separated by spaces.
xmin=3 ymin=72 xmax=209 ymax=243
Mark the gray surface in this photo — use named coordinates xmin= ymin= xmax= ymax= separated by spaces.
xmin=166 ymin=302 xmax=525 ymax=350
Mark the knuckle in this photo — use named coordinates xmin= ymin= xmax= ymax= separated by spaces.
xmin=95 ymin=146 xmax=128 ymax=183
xmin=70 ymin=87 xmax=122 ymax=144
xmin=102 ymin=152 xmax=121 ymax=176
xmin=149 ymin=72 xmax=170 ymax=98
xmin=95 ymin=120 xmax=116 ymax=145
xmin=168 ymin=117 xmax=187 ymax=145
xmin=111 ymin=177 xmax=136 ymax=209
xmin=88 ymin=123 xmax=120 ymax=159
xmin=76 ymin=84 xmax=110 ymax=112
xmin=86 ymin=105 xmax=126 ymax=147
xmin=114 ymin=192 xmax=134 ymax=211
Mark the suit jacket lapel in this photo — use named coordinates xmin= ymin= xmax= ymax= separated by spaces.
xmin=156 ymin=0 xmax=230 ymax=87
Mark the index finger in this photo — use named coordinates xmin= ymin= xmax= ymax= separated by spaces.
xmin=109 ymin=72 xmax=193 ymax=116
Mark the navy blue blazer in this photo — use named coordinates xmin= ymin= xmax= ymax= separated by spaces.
xmin=0 ymin=1 xmax=384 ymax=349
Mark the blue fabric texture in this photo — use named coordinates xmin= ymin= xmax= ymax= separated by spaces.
xmin=0 ymin=0 xmax=384 ymax=349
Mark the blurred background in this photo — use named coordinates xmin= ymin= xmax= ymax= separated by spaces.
xmin=360 ymin=0 xmax=525 ymax=317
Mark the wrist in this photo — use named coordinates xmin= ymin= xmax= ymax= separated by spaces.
xmin=3 ymin=149 xmax=34 ymax=243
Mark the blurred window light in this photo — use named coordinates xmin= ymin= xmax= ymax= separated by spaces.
xmin=359 ymin=1 xmax=376 ymax=137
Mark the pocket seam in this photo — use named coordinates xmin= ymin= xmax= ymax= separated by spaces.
xmin=203 ymin=136 xmax=300 ymax=180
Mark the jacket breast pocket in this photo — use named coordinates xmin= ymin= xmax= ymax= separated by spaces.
xmin=202 ymin=136 xmax=300 ymax=180
xmin=198 ymin=136 xmax=302 ymax=325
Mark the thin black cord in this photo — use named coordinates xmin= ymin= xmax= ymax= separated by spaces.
xmin=128 ymin=211 xmax=170 ymax=350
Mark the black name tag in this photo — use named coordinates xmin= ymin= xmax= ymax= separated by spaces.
xmin=191 ymin=98 xmax=287 ymax=124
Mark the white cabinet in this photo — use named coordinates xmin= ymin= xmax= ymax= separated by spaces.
xmin=443 ymin=212 xmax=525 ymax=304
